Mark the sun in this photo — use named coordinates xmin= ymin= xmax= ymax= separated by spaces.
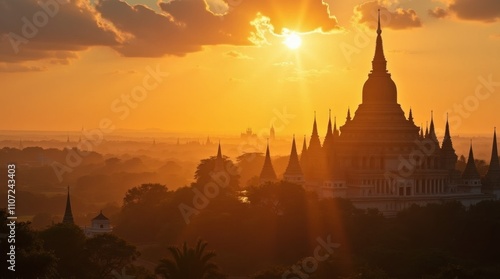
xmin=283 ymin=32 xmax=302 ymax=50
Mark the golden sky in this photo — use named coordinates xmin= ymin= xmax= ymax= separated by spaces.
xmin=0 ymin=0 xmax=499 ymax=137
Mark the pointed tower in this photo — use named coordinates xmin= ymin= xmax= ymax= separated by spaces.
xmin=333 ymin=116 xmax=340 ymax=138
xmin=309 ymin=112 xmax=322 ymax=151
xmin=300 ymin=135 xmax=308 ymax=167
xmin=62 ymin=186 xmax=74 ymax=224
xmin=441 ymin=114 xmax=458 ymax=170
xmin=259 ymin=141 xmax=277 ymax=184
xmin=427 ymin=111 xmax=439 ymax=144
xmin=461 ymin=142 xmax=482 ymax=192
xmin=420 ymin=124 xmax=424 ymax=139
xmin=408 ymin=108 xmax=414 ymax=124
xmin=305 ymin=112 xmax=324 ymax=180
xmin=345 ymin=108 xmax=352 ymax=123
xmin=323 ymin=109 xmax=334 ymax=149
xmin=425 ymin=122 xmax=429 ymax=138
xmin=360 ymin=9 xmax=398 ymax=105
xmin=485 ymin=128 xmax=500 ymax=189
xmin=284 ymin=136 xmax=304 ymax=185
xmin=214 ymin=142 xmax=225 ymax=172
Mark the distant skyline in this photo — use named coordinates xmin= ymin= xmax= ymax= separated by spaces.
xmin=0 ymin=0 xmax=499 ymax=135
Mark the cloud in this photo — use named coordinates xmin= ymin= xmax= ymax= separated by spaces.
xmin=353 ymin=1 xmax=422 ymax=30
xmin=96 ymin=0 xmax=340 ymax=57
xmin=0 ymin=62 xmax=46 ymax=72
xmin=428 ymin=7 xmax=449 ymax=19
xmin=429 ymin=0 xmax=500 ymax=23
xmin=224 ymin=50 xmax=253 ymax=59
xmin=1 ymin=0 xmax=341 ymax=62
xmin=449 ymin=0 xmax=500 ymax=22
xmin=0 ymin=0 xmax=121 ymax=62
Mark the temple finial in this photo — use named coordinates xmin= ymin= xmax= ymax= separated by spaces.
xmin=377 ymin=8 xmax=381 ymax=35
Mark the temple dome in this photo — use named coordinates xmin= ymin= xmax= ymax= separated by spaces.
xmin=362 ymin=73 xmax=397 ymax=104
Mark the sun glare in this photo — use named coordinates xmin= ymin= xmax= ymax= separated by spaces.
xmin=283 ymin=32 xmax=302 ymax=50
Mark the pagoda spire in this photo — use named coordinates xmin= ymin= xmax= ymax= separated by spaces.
xmin=326 ymin=109 xmax=332 ymax=136
xmin=485 ymin=128 xmax=500 ymax=187
xmin=408 ymin=108 xmax=414 ymax=124
xmin=312 ymin=111 xmax=318 ymax=136
xmin=333 ymin=116 xmax=339 ymax=137
xmin=284 ymin=135 xmax=303 ymax=178
xmin=489 ymin=128 xmax=499 ymax=169
xmin=462 ymin=142 xmax=480 ymax=180
xmin=346 ymin=107 xmax=351 ymax=122
xmin=444 ymin=113 xmax=450 ymax=140
xmin=371 ymin=9 xmax=387 ymax=74
xmin=323 ymin=109 xmax=333 ymax=148
xmin=428 ymin=111 xmax=439 ymax=143
xmin=214 ymin=142 xmax=224 ymax=172
xmin=300 ymin=135 xmax=308 ymax=166
xmin=440 ymin=114 xmax=457 ymax=170
xmin=309 ymin=112 xmax=322 ymax=152
xmin=62 ymin=186 xmax=74 ymax=224
xmin=259 ymin=140 xmax=277 ymax=183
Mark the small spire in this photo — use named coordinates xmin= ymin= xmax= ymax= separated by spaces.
xmin=486 ymin=127 xmax=499 ymax=181
xmin=372 ymin=8 xmax=387 ymax=74
xmin=62 ymin=186 xmax=74 ymax=224
xmin=444 ymin=113 xmax=451 ymax=139
xmin=259 ymin=140 xmax=277 ymax=182
xmin=428 ymin=110 xmax=439 ymax=143
xmin=217 ymin=142 xmax=222 ymax=159
xmin=214 ymin=142 xmax=224 ymax=172
xmin=312 ymin=111 xmax=318 ymax=136
xmin=377 ymin=8 xmax=381 ymax=35
xmin=425 ymin=121 xmax=429 ymax=138
xmin=327 ymin=109 xmax=332 ymax=134
xmin=346 ymin=107 xmax=351 ymax=122
xmin=462 ymin=142 xmax=480 ymax=180
xmin=284 ymin=135 xmax=303 ymax=177
xmin=408 ymin=107 xmax=414 ymax=123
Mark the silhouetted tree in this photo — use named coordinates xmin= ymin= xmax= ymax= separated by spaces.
xmin=193 ymin=156 xmax=240 ymax=190
xmin=40 ymin=223 xmax=88 ymax=278
xmin=115 ymin=183 xmax=171 ymax=241
xmin=0 ymin=211 xmax=58 ymax=278
xmin=155 ymin=239 xmax=225 ymax=279
xmin=85 ymin=233 xmax=140 ymax=278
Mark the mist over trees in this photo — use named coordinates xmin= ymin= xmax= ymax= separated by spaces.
xmin=2 ymin=145 xmax=500 ymax=278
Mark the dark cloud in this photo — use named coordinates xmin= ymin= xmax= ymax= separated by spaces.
xmin=444 ymin=0 xmax=500 ymax=22
xmin=0 ymin=0 xmax=120 ymax=62
xmin=2 ymin=0 xmax=340 ymax=62
xmin=354 ymin=1 xmax=422 ymax=30
xmin=428 ymin=7 xmax=449 ymax=19
xmin=96 ymin=0 xmax=340 ymax=57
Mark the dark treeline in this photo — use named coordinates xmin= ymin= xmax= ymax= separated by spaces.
xmin=111 ymin=180 xmax=500 ymax=278
xmin=2 ymin=149 xmax=500 ymax=278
